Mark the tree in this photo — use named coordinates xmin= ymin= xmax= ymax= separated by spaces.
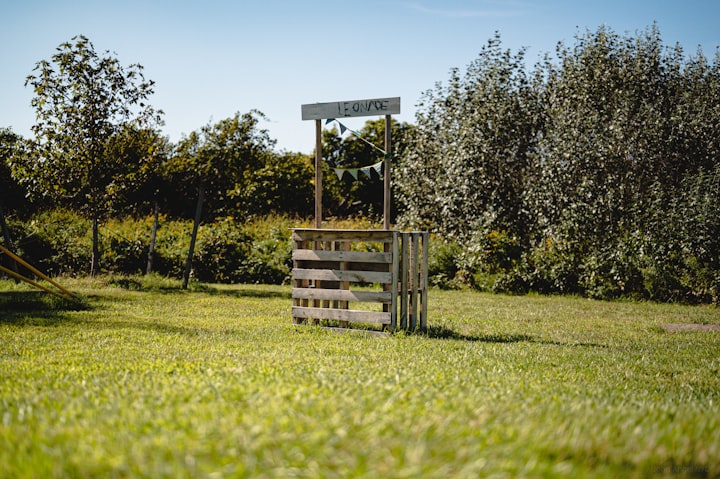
xmin=396 ymin=33 xmax=541 ymax=239
xmin=168 ymin=111 xmax=276 ymax=288
xmin=0 ymin=128 xmax=26 ymax=277
xmin=520 ymin=25 xmax=720 ymax=297
xmin=16 ymin=35 xmax=163 ymax=275
xmin=398 ymin=26 xmax=720 ymax=301
xmin=240 ymin=151 xmax=314 ymax=217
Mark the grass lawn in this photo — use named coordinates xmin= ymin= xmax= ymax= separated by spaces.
xmin=1 ymin=276 xmax=719 ymax=478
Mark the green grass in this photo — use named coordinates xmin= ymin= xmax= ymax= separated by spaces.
xmin=1 ymin=276 xmax=719 ymax=478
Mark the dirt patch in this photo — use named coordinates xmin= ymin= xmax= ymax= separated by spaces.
xmin=663 ymin=323 xmax=720 ymax=332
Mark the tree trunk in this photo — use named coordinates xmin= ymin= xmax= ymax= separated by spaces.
xmin=183 ymin=184 xmax=204 ymax=289
xmin=0 ymin=202 xmax=19 ymax=282
xmin=91 ymin=216 xmax=100 ymax=276
xmin=146 ymin=200 xmax=159 ymax=275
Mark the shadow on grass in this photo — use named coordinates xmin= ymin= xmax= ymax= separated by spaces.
xmin=0 ymin=290 xmax=91 ymax=326
xmin=420 ymin=325 xmax=534 ymax=343
xmin=107 ymin=277 xmax=291 ymax=300
xmin=200 ymin=287 xmax=292 ymax=300
xmin=0 ymin=290 xmax=235 ymax=336
xmin=419 ymin=324 xmax=609 ymax=348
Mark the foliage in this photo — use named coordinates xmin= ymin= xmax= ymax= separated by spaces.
xmin=107 ymin=128 xmax=173 ymax=217
xmin=398 ymin=26 xmax=720 ymax=302
xmin=1 ymin=280 xmax=719 ymax=477
xmin=168 ymin=110 xmax=276 ymax=220
xmin=396 ymin=32 xmax=541 ymax=240
xmin=321 ymin=118 xmax=413 ymax=220
xmin=6 ymin=210 xmax=297 ymax=284
xmin=12 ymin=210 xmax=92 ymax=276
xmin=14 ymin=35 xmax=163 ymax=274
xmin=425 ymin=238 xmax=463 ymax=289
xmin=241 ymin=151 xmax=314 ymax=217
xmin=0 ymin=128 xmax=29 ymax=217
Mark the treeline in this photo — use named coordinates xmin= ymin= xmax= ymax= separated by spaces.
xmin=0 ymin=35 xmax=412 ymax=282
xmin=396 ymin=25 xmax=720 ymax=303
xmin=2 ymin=26 xmax=720 ymax=303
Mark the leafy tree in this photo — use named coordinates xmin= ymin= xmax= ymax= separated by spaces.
xmin=15 ymin=35 xmax=163 ymax=275
xmin=168 ymin=111 xmax=276 ymax=288
xmin=396 ymin=33 xmax=541 ymax=240
xmin=169 ymin=110 xmax=275 ymax=221
xmin=522 ymin=25 xmax=720 ymax=297
xmin=241 ymin=151 xmax=314 ymax=217
xmin=105 ymin=127 xmax=173 ymax=216
xmin=399 ymin=26 xmax=720 ymax=301
xmin=0 ymin=128 xmax=26 ymax=277
xmin=0 ymin=128 xmax=26 ymax=220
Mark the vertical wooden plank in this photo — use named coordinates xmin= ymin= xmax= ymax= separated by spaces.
xmin=383 ymin=114 xmax=392 ymax=230
xmin=382 ymin=238 xmax=390 ymax=329
xmin=313 ymin=119 xmax=322 ymax=324
xmin=315 ymin=119 xmax=322 ymax=229
xmin=400 ymin=233 xmax=408 ymax=330
xmin=322 ymin=240 xmax=331 ymax=311
xmin=391 ymin=231 xmax=399 ymax=332
xmin=420 ymin=232 xmax=429 ymax=331
xmin=339 ymin=239 xmax=350 ymax=328
xmin=409 ymin=233 xmax=418 ymax=330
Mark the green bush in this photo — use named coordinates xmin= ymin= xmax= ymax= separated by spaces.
xmin=4 ymin=211 xmax=296 ymax=284
xmin=14 ymin=210 xmax=92 ymax=276
xmin=494 ymin=237 xmax=580 ymax=296
xmin=426 ymin=238 xmax=463 ymax=289
xmin=192 ymin=218 xmax=253 ymax=283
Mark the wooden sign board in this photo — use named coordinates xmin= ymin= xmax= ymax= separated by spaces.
xmin=302 ymin=97 xmax=400 ymax=121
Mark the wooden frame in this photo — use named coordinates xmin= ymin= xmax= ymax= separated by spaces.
xmin=291 ymin=228 xmax=428 ymax=332
xmin=301 ymin=97 xmax=399 ymax=229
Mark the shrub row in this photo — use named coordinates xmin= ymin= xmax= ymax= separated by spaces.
xmin=6 ymin=211 xmax=301 ymax=285
xmin=5 ymin=210 xmax=718 ymax=304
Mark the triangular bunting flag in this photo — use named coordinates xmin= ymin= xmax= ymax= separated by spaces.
xmin=325 ymin=118 xmax=335 ymax=126
xmin=373 ymin=162 xmax=383 ymax=175
xmin=339 ymin=123 xmax=347 ymax=134
xmin=361 ymin=166 xmax=373 ymax=179
xmin=349 ymin=169 xmax=359 ymax=180
xmin=334 ymin=168 xmax=344 ymax=180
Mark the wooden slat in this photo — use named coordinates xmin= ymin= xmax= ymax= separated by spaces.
xmin=391 ymin=232 xmax=399 ymax=331
xmin=292 ymin=306 xmax=391 ymax=324
xmin=420 ymin=232 xmax=429 ymax=330
xmin=293 ymin=287 xmax=392 ymax=303
xmin=293 ymin=249 xmax=392 ymax=264
xmin=292 ymin=268 xmax=392 ymax=284
xmin=292 ymin=229 xmax=393 ymax=243
xmin=301 ymin=97 xmax=401 ymax=121
xmin=410 ymin=233 xmax=419 ymax=330
xmin=400 ymin=233 xmax=409 ymax=330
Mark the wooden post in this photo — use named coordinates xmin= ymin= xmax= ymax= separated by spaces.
xmin=420 ymin=232 xmax=429 ymax=330
xmin=183 ymin=184 xmax=204 ymax=289
xmin=315 ymin=119 xmax=322 ymax=229
xmin=146 ymin=200 xmax=159 ymax=275
xmin=384 ymin=114 xmax=391 ymax=230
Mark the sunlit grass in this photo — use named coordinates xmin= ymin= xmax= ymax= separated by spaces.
xmin=1 ymin=276 xmax=718 ymax=477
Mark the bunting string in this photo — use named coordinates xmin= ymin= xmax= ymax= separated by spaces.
xmin=325 ymin=118 xmax=389 ymax=181
xmin=333 ymin=160 xmax=384 ymax=181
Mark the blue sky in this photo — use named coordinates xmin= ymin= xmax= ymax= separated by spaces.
xmin=2 ymin=0 xmax=718 ymax=154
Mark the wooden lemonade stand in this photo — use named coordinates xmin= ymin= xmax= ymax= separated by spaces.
xmin=293 ymin=97 xmax=428 ymax=332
